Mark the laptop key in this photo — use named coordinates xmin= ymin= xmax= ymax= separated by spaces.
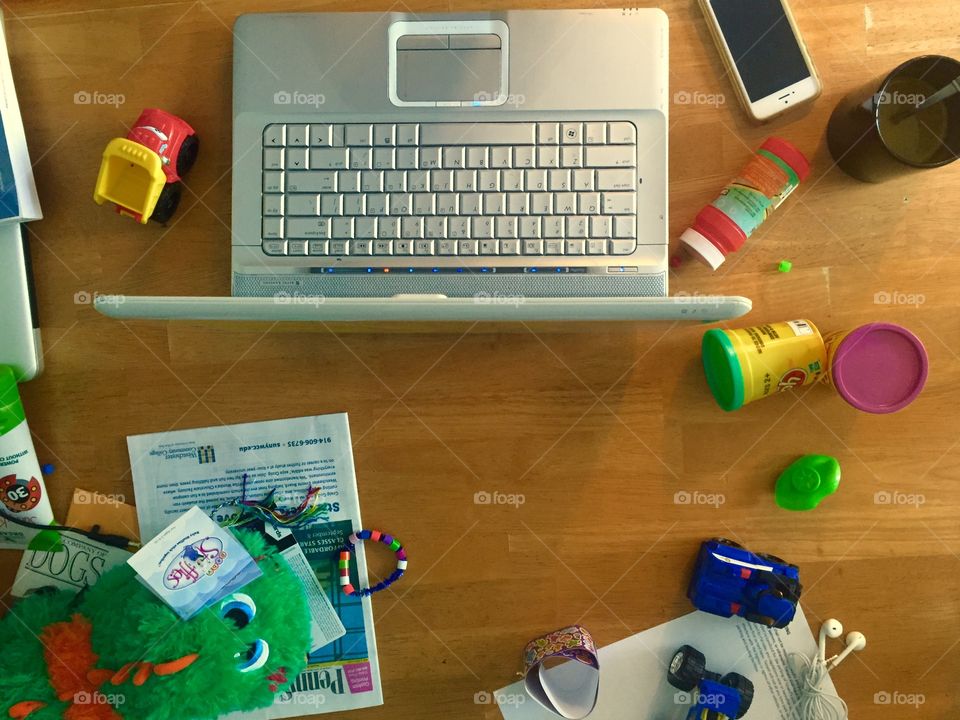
xmin=586 ymin=238 xmax=607 ymax=255
xmin=355 ymin=218 xmax=377 ymax=238
xmin=567 ymin=217 xmax=588 ymax=239
xmin=330 ymin=239 xmax=349 ymax=255
xmin=523 ymin=238 xmax=543 ymax=254
xmin=436 ymin=193 xmax=458 ymax=215
xmin=607 ymin=122 xmax=636 ymax=144
xmin=614 ymin=216 xmax=637 ymax=238
xmin=448 ymin=218 xmax=470 ymax=238
xmin=415 ymin=239 xmax=435 ymax=255
xmin=361 ymin=171 xmax=382 ymax=192
xmin=425 ymin=217 xmax=446 ymax=238
xmin=352 ymin=239 xmax=372 ymax=255
xmin=309 ymin=240 xmax=329 ymax=255
xmin=309 ymin=124 xmax=333 ymax=146
xmin=286 ymin=125 xmax=307 ymax=146
xmin=263 ymin=171 xmax=283 ymax=193
xmin=287 ymin=240 xmax=308 ymax=256
xmin=519 ymin=217 xmax=541 ymax=239
xmin=543 ymin=218 xmax=564 ymax=239
xmin=345 ymin=124 xmax=372 ymax=146
xmin=263 ymin=148 xmax=283 ymax=170
xmin=395 ymin=239 xmax=414 ymax=255
xmin=602 ymin=192 xmax=636 ymax=215
xmin=495 ymin=216 xmax=517 ymax=238
xmin=263 ymin=195 xmax=283 ymax=216
xmin=472 ymin=217 xmax=494 ymax=239
xmin=438 ymin=239 xmax=458 ymax=255
xmin=366 ymin=194 xmax=388 ymax=216
xmin=458 ymin=239 xmax=478 ymax=255
xmin=565 ymin=238 xmax=586 ymax=255
xmin=263 ymin=219 xmax=283 ymax=239
xmin=596 ymin=169 xmax=636 ymax=191
xmin=285 ymin=147 xmax=308 ymax=170
xmin=421 ymin=123 xmax=535 ymax=146
xmin=500 ymin=238 xmax=521 ymax=255
xmin=378 ymin=217 xmax=399 ymax=238
xmin=397 ymin=124 xmax=419 ymax=146
xmin=585 ymin=145 xmax=636 ymax=168
xmin=286 ymin=218 xmax=329 ymax=238
xmin=407 ymin=170 xmax=429 ymax=192
xmin=590 ymin=216 xmax=612 ymax=238
xmin=263 ymin=239 xmax=286 ymax=255
xmin=285 ymin=195 xmax=319 ymax=216
xmin=609 ymin=239 xmax=636 ymax=255
xmin=373 ymin=240 xmax=392 ymax=255
xmin=544 ymin=239 xmax=564 ymax=254
xmin=401 ymin=217 xmax=423 ymax=239
xmin=331 ymin=218 xmax=354 ymax=238
xmin=374 ymin=124 xmax=396 ymax=146
xmin=561 ymin=123 xmax=582 ymax=144
xmin=285 ymin=171 xmax=330 ymax=193
xmin=263 ymin=124 xmax=285 ymax=146
xmin=480 ymin=239 xmax=498 ymax=255
xmin=372 ymin=148 xmax=395 ymax=170
xmin=310 ymin=148 xmax=348 ymax=169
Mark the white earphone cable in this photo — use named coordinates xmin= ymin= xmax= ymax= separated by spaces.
xmin=789 ymin=652 xmax=848 ymax=720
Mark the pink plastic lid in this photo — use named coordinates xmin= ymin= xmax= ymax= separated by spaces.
xmin=831 ymin=323 xmax=928 ymax=414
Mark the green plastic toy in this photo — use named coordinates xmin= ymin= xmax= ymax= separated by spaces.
xmin=775 ymin=455 xmax=841 ymax=510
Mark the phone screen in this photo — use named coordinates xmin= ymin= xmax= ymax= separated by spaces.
xmin=710 ymin=0 xmax=811 ymax=102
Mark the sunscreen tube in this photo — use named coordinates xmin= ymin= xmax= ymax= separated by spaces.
xmin=0 ymin=365 xmax=59 ymax=550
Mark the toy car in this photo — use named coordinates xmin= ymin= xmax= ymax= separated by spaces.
xmin=668 ymin=645 xmax=754 ymax=719
xmin=688 ymin=538 xmax=801 ymax=628
xmin=94 ymin=108 xmax=198 ymax=224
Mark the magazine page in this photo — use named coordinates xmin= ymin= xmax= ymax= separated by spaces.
xmin=126 ymin=413 xmax=383 ymax=717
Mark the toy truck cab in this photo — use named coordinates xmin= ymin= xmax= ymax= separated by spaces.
xmin=668 ymin=645 xmax=753 ymax=720
xmin=93 ymin=108 xmax=198 ymax=224
xmin=688 ymin=538 xmax=801 ymax=628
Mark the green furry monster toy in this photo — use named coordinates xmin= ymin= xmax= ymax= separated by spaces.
xmin=0 ymin=529 xmax=311 ymax=720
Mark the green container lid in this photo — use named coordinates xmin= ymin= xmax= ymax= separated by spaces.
xmin=701 ymin=329 xmax=745 ymax=412
xmin=0 ymin=365 xmax=26 ymax=435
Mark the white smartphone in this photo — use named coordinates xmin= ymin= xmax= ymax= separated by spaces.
xmin=699 ymin=0 xmax=821 ymax=122
xmin=0 ymin=224 xmax=43 ymax=381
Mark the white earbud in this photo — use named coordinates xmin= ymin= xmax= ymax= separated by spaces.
xmin=818 ymin=619 xmax=844 ymax=663
xmin=827 ymin=631 xmax=867 ymax=670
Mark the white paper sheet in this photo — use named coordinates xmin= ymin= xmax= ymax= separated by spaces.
xmin=498 ymin=607 xmax=834 ymax=720
xmin=127 ymin=413 xmax=383 ymax=717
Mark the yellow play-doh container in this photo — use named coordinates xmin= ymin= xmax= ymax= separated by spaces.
xmin=701 ymin=320 xmax=827 ymax=411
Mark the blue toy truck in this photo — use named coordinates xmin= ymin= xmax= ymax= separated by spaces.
xmin=688 ymin=538 xmax=801 ymax=628
xmin=668 ymin=645 xmax=754 ymax=720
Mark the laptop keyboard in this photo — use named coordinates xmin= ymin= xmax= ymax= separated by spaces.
xmin=260 ymin=122 xmax=639 ymax=258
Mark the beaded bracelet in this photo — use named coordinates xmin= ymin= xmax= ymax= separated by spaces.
xmin=338 ymin=529 xmax=407 ymax=597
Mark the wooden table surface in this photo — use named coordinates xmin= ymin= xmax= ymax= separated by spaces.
xmin=1 ymin=0 xmax=958 ymax=718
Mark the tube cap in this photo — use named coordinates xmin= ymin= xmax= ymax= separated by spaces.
xmin=680 ymin=227 xmax=727 ymax=270
xmin=761 ymin=137 xmax=811 ymax=182
xmin=830 ymin=323 xmax=928 ymax=413
xmin=701 ymin=329 xmax=745 ymax=411
xmin=0 ymin=365 xmax=25 ymax=434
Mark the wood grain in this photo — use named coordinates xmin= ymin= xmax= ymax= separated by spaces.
xmin=1 ymin=1 xmax=959 ymax=718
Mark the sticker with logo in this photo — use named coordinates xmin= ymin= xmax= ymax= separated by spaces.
xmin=0 ymin=474 xmax=43 ymax=513
xmin=163 ymin=537 xmax=227 ymax=590
xmin=777 ymin=368 xmax=808 ymax=392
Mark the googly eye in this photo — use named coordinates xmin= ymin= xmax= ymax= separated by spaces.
xmin=220 ymin=593 xmax=256 ymax=629
xmin=236 ymin=639 xmax=269 ymax=672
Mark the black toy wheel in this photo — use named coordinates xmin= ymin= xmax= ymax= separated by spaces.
xmin=721 ymin=672 xmax=755 ymax=718
xmin=176 ymin=134 xmax=199 ymax=176
xmin=667 ymin=645 xmax=706 ymax=692
xmin=151 ymin=182 xmax=182 ymax=224
xmin=709 ymin=537 xmax=744 ymax=549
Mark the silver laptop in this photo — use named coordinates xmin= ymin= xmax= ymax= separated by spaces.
xmin=95 ymin=9 xmax=751 ymax=322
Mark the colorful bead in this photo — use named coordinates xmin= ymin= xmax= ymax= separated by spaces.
xmin=337 ymin=528 xmax=407 ymax=597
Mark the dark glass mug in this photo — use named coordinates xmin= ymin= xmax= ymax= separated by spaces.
xmin=827 ymin=55 xmax=960 ymax=182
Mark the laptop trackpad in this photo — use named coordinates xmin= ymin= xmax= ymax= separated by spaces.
xmin=389 ymin=21 xmax=509 ymax=107
xmin=396 ymin=35 xmax=501 ymax=104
